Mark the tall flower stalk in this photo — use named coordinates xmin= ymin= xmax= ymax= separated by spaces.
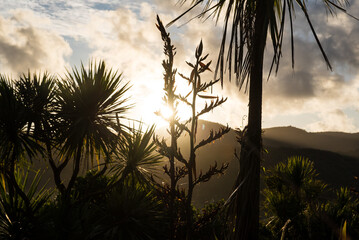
xmin=155 ymin=16 xmax=229 ymax=239
xmin=155 ymin=16 xmax=181 ymax=240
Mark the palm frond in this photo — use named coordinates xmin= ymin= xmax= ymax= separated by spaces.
xmin=170 ymin=0 xmax=353 ymax=89
xmin=0 ymin=167 xmax=51 ymax=239
xmin=56 ymin=60 xmax=131 ymax=168
xmin=16 ymin=71 xmax=58 ymax=143
xmin=111 ymin=124 xmax=162 ymax=184
xmin=0 ymin=76 xmax=41 ymax=166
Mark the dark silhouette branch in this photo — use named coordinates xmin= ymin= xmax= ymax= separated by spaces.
xmin=194 ymin=162 xmax=229 ymax=186
xmin=196 ymin=97 xmax=227 ymax=118
xmin=195 ymin=125 xmax=231 ymax=151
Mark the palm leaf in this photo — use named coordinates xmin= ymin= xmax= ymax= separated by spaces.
xmin=170 ymin=0 xmax=352 ymax=88
xmin=56 ymin=60 xmax=131 ymax=168
xmin=111 ymin=124 xmax=162 ymax=184
xmin=0 ymin=76 xmax=41 ymax=166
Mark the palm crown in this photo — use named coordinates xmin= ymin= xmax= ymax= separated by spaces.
xmin=0 ymin=76 xmax=39 ymax=168
xmin=170 ymin=0 xmax=351 ymax=87
xmin=56 ymin=60 xmax=131 ymax=165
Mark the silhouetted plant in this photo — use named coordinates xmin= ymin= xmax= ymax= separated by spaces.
xmin=154 ymin=16 xmax=182 ymax=240
xmin=84 ymin=180 xmax=168 ymax=240
xmin=111 ymin=123 xmax=162 ymax=185
xmin=155 ymin=16 xmax=230 ymax=239
xmin=72 ymin=170 xmax=112 ymax=205
xmin=0 ymin=167 xmax=51 ymax=239
xmin=0 ymin=76 xmax=43 ymax=208
xmin=263 ymin=156 xmax=326 ymax=239
xmin=153 ymin=182 xmax=188 ymax=239
xmin=169 ymin=1 xmax=354 ymax=238
xmin=192 ymin=200 xmax=229 ymax=240
xmin=16 ymin=71 xmax=57 ymax=141
xmin=15 ymin=72 xmax=62 ymax=196
xmin=321 ymin=187 xmax=359 ymax=239
xmin=55 ymin=60 xmax=131 ymax=198
xmin=175 ymin=39 xmax=229 ymax=240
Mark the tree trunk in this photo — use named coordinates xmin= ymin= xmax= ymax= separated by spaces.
xmin=169 ymin=122 xmax=176 ymax=240
xmin=46 ymin=142 xmax=66 ymax=195
xmin=186 ymin=156 xmax=194 ymax=240
xmin=65 ymin=145 xmax=82 ymax=198
xmin=233 ymin=1 xmax=269 ymax=239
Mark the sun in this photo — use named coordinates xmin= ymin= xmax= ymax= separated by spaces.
xmin=159 ymin=105 xmax=174 ymax=120
xmin=152 ymin=103 xmax=192 ymax=128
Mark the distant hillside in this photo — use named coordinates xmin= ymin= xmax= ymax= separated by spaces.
xmin=263 ymin=126 xmax=359 ymax=158
xmin=30 ymin=120 xmax=359 ymax=208
xmin=160 ymin=121 xmax=359 ymax=207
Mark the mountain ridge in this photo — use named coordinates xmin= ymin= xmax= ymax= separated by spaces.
xmin=30 ymin=120 xmax=359 ymax=208
xmin=161 ymin=120 xmax=359 ymax=207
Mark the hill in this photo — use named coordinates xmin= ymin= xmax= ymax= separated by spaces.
xmin=263 ymin=126 xmax=359 ymax=158
xmin=29 ymin=120 xmax=359 ymax=208
xmin=162 ymin=121 xmax=359 ymax=207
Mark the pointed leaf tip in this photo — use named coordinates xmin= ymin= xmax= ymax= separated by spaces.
xmin=199 ymin=61 xmax=212 ymax=72
xmin=196 ymin=40 xmax=203 ymax=58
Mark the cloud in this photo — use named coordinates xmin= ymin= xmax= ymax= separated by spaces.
xmin=0 ymin=9 xmax=71 ymax=74
xmin=307 ymin=109 xmax=358 ymax=133
xmin=81 ymin=4 xmax=170 ymax=123
xmin=0 ymin=1 xmax=141 ymax=38
xmin=1 ymin=1 xmax=358 ymax=132
xmin=147 ymin=1 xmax=359 ymax=131
xmin=257 ymin=1 xmax=359 ymax=132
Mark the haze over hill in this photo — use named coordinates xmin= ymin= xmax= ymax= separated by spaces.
xmin=32 ymin=120 xmax=359 ymax=207
xmin=264 ymin=126 xmax=359 ymax=158
xmin=159 ymin=120 xmax=359 ymax=207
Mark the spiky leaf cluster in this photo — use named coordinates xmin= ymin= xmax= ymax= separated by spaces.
xmin=168 ymin=0 xmax=353 ymax=89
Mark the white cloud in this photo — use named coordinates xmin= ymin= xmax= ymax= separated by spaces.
xmin=81 ymin=5 xmax=168 ymax=123
xmin=258 ymin=1 xmax=359 ymax=132
xmin=0 ymin=0 xmax=358 ymax=132
xmin=307 ymin=109 xmax=358 ymax=133
xmin=0 ymin=9 xmax=71 ymax=75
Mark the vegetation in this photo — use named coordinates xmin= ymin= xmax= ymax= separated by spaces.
xmin=0 ymin=13 xmax=357 ymax=240
xmin=0 ymin=46 xmax=232 ymax=238
xmin=154 ymin=16 xmax=179 ymax=239
xmin=169 ymin=1 xmax=355 ymax=239
xmin=263 ymin=156 xmax=326 ymax=239
xmin=262 ymin=157 xmax=359 ymax=239
xmin=155 ymin=16 xmax=229 ymax=239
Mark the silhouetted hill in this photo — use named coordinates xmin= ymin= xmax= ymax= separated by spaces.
xmin=159 ymin=121 xmax=359 ymax=207
xmin=263 ymin=126 xmax=359 ymax=158
xmin=29 ymin=121 xmax=359 ymax=208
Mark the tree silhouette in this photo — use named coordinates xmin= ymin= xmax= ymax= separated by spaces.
xmin=168 ymin=1 xmax=353 ymax=238
xmin=0 ymin=76 xmax=43 ymax=208
xmin=324 ymin=187 xmax=359 ymax=239
xmin=0 ymin=167 xmax=50 ymax=239
xmin=55 ymin=60 xmax=131 ymax=198
xmin=176 ymin=40 xmax=229 ymax=239
xmin=16 ymin=72 xmax=60 ymax=193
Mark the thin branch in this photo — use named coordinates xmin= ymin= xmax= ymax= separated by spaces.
xmin=194 ymin=125 xmax=231 ymax=150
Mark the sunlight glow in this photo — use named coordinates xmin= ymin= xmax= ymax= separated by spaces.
xmin=159 ymin=105 xmax=174 ymax=120
xmin=151 ymin=102 xmax=193 ymax=129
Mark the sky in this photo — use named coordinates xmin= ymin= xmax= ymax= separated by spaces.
xmin=1 ymin=0 xmax=359 ymax=133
